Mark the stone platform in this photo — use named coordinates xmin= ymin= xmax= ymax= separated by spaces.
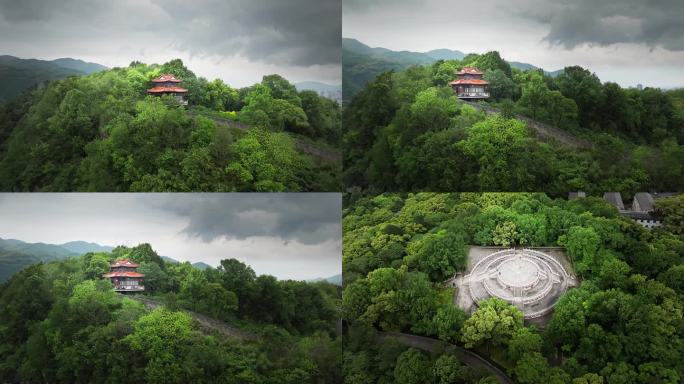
xmin=445 ymin=246 xmax=578 ymax=322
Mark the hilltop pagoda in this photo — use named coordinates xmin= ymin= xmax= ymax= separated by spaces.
xmin=102 ymin=259 xmax=145 ymax=292
xmin=146 ymin=74 xmax=188 ymax=105
xmin=449 ymin=67 xmax=489 ymax=100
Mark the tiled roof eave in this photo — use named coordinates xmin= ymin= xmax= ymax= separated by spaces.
xmin=449 ymin=80 xmax=490 ymax=85
xmin=146 ymin=87 xmax=188 ymax=93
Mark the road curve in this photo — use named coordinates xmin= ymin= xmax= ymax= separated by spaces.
xmin=378 ymin=331 xmax=513 ymax=384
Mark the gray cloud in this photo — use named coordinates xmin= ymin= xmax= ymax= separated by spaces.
xmin=0 ymin=0 xmax=340 ymax=83
xmin=155 ymin=193 xmax=342 ymax=245
xmin=516 ymin=0 xmax=684 ymax=51
xmin=343 ymin=0 xmax=684 ymax=88
xmin=0 ymin=0 xmax=99 ymax=21
xmin=343 ymin=0 xmax=423 ymax=11
xmin=153 ymin=0 xmax=341 ymax=67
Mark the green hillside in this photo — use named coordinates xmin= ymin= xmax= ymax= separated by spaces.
xmin=0 ymin=59 xmax=341 ymax=192
xmin=0 ymin=243 xmax=341 ymax=383
xmin=342 ymin=38 xmax=557 ymax=102
xmin=343 ymin=48 xmax=684 ymax=194
xmin=0 ymin=238 xmax=118 ymax=282
xmin=0 ymin=55 xmax=107 ymax=101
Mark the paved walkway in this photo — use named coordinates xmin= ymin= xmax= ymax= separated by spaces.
xmin=187 ymin=111 xmax=342 ymax=162
xmin=378 ymin=331 xmax=513 ymax=384
xmin=459 ymin=99 xmax=593 ymax=149
xmin=127 ymin=295 xmax=255 ymax=341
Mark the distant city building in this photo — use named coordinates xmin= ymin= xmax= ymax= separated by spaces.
xmin=632 ymin=192 xmax=655 ymax=212
xmin=626 ymin=211 xmax=662 ymax=229
xmin=637 ymin=84 xmax=643 ymax=90
xmin=146 ymin=74 xmax=188 ymax=105
xmin=600 ymin=192 xmax=663 ymax=229
xmin=449 ymin=67 xmax=490 ymax=100
xmin=103 ymin=259 xmax=145 ymax=292
xmin=603 ymin=192 xmax=625 ymax=210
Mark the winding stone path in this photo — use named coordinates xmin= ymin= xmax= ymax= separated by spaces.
xmin=378 ymin=331 xmax=513 ymax=384
xmin=126 ymin=295 xmax=255 ymax=341
xmin=187 ymin=111 xmax=342 ymax=163
xmin=458 ymin=99 xmax=593 ymax=149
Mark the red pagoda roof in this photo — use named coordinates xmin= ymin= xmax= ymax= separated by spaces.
xmin=146 ymin=86 xmax=188 ymax=94
xmin=110 ymin=259 xmax=139 ymax=268
xmin=449 ymin=79 xmax=489 ymax=85
xmin=457 ymin=67 xmax=484 ymax=75
xmin=103 ymin=271 xmax=145 ymax=278
xmin=151 ymin=74 xmax=182 ymax=83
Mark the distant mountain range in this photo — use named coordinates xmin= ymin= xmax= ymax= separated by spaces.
xmin=0 ymin=238 xmax=113 ymax=282
xmin=295 ymin=81 xmax=342 ymax=104
xmin=160 ymin=255 xmax=212 ymax=270
xmin=0 ymin=238 xmax=219 ymax=282
xmin=60 ymin=241 xmax=114 ymax=254
xmin=309 ymin=273 xmax=342 ymax=286
xmin=0 ymin=238 xmax=335 ymax=284
xmin=342 ymin=38 xmax=563 ymax=101
xmin=0 ymin=55 xmax=107 ymax=101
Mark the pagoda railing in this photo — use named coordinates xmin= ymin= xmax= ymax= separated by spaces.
xmin=114 ymin=285 xmax=145 ymax=291
xmin=457 ymin=92 xmax=490 ymax=98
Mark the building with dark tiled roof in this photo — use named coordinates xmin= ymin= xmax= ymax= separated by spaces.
xmin=449 ymin=67 xmax=489 ymax=100
xmin=632 ymin=192 xmax=655 ymax=212
xmin=146 ymin=74 xmax=188 ymax=105
xmin=602 ymin=192 xmax=625 ymax=210
xmin=599 ymin=192 xmax=663 ymax=229
xmin=568 ymin=191 xmax=586 ymax=200
xmin=103 ymin=259 xmax=145 ymax=292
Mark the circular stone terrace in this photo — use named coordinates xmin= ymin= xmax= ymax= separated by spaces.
xmin=447 ymin=247 xmax=578 ymax=320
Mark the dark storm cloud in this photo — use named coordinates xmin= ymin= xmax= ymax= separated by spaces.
xmin=0 ymin=0 xmax=340 ymax=67
xmin=0 ymin=0 xmax=97 ymax=21
xmin=343 ymin=0 xmax=422 ymax=11
xmin=517 ymin=0 xmax=684 ymax=51
xmin=155 ymin=194 xmax=342 ymax=245
xmin=153 ymin=0 xmax=341 ymax=67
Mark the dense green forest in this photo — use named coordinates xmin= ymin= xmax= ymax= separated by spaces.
xmin=0 ymin=59 xmax=341 ymax=191
xmin=341 ymin=38 xmax=560 ymax=103
xmin=342 ymin=192 xmax=684 ymax=383
xmin=0 ymin=243 xmax=341 ymax=383
xmin=343 ymin=50 xmax=684 ymax=195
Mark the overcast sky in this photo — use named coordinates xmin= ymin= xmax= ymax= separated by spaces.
xmin=0 ymin=0 xmax=341 ymax=87
xmin=0 ymin=193 xmax=341 ymax=281
xmin=343 ymin=0 xmax=684 ymax=89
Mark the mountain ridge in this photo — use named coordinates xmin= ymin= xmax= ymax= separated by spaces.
xmin=51 ymin=57 xmax=108 ymax=74
xmin=342 ymin=38 xmax=563 ymax=101
xmin=294 ymin=81 xmax=342 ymax=103
xmin=309 ymin=273 xmax=342 ymax=286
xmin=0 ymin=238 xmax=219 ymax=281
xmin=0 ymin=55 xmax=108 ymax=100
